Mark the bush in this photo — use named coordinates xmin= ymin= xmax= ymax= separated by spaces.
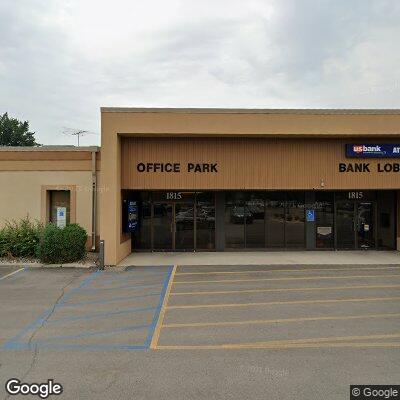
xmin=37 ymin=223 xmax=87 ymax=263
xmin=62 ymin=223 xmax=88 ymax=262
xmin=0 ymin=218 xmax=42 ymax=258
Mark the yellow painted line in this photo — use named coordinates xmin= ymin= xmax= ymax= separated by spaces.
xmin=167 ymin=296 xmax=400 ymax=310
xmin=173 ymin=274 xmax=400 ymax=285
xmin=149 ymin=264 xmax=177 ymax=349
xmin=156 ymin=332 xmax=400 ymax=350
xmin=156 ymin=342 xmax=400 ymax=350
xmin=162 ymin=312 xmax=400 ymax=329
xmin=0 ymin=267 xmax=24 ymax=281
xmin=171 ymin=284 xmax=400 ymax=296
xmin=176 ymin=266 xmax=400 ymax=276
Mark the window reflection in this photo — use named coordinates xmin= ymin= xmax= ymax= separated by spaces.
xmin=285 ymin=192 xmax=305 ymax=248
xmin=196 ymin=192 xmax=215 ymax=249
xmin=265 ymin=193 xmax=285 ymax=247
xmin=245 ymin=193 xmax=265 ymax=248
xmin=225 ymin=192 xmax=245 ymax=248
xmin=315 ymin=192 xmax=334 ymax=248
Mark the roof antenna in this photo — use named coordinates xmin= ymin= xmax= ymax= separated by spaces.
xmin=62 ymin=128 xmax=98 ymax=146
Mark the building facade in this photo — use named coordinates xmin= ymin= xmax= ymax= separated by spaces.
xmin=100 ymin=108 xmax=400 ymax=265
xmin=0 ymin=146 xmax=100 ymax=250
xmin=1 ymin=109 xmax=400 ymax=266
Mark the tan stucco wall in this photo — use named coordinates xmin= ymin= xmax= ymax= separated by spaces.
xmin=0 ymin=171 xmax=96 ymax=240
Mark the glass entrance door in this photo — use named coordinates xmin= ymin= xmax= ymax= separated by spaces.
xmin=153 ymin=203 xmax=173 ymax=250
xmin=336 ymin=201 xmax=376 ymax=249
xmin=152 ymin=202 xmax=194 ymax=250
xmin=175 ymin=203 xmax=194 ymax=250
xmin=357 ymin=202 xmax=375 ymax=249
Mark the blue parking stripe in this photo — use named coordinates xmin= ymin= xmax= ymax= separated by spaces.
xmin=61 ymin=292 xmax=160 ymax=307
xmin=31 ymin=323 xmax=151 ymax=343
xmin=47 ymin=306 xmax=157 ymax=324
xmin=59 ymin=270 xmax=102 ymax=305
xmin=3 ymin=270 xmax=102 ymax=347
xmin=5 ymin=342 xmax=147 ymax=351
xmin=144 ymin=266 xmax=173 ymax=348
xmin=82 ymin=282 xmax=164 ymax=292
xmin=97 ymin=271 xmax=168 ymax=282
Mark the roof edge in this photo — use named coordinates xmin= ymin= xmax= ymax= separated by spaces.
xmin=0 ymin=146 xmax=100 ymax=152
xmin=100 ymin=107 xmax=400 ymax=115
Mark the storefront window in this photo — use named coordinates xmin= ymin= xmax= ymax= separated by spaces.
xmin=265 ymin=192 xmax=285 ymax=248
xmin=225 ymin=192 xmax=245 ymax=248
xmin=377 ymin=191 xmax=396 ymax=249
xmin=127 ymin=190 xmax=396 ymax=252
xmin=131 ymin=192 xmax=151 ymax=250
xmin=315 ymin=192 xmax=334 ymax=248
xmin=285 ymin=192 xmax=305 ymax=248
xmin=196 ymin=192 xmax=215 ymax=250
xmin=245 ymin=192 xmax=265 ymax=248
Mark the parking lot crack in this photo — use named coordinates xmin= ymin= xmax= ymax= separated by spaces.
xmin=18 ymin=273 xmax=82 ymax=383
xmin=27 ymin=273 xmax=81 ymax=344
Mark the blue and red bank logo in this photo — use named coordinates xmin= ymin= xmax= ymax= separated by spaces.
xmin=346 ymin=144 xmax=400 ymax=158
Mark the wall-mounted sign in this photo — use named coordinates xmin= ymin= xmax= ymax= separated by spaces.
xmin=306 ymin=209 xmax=315 ymax=222
xmin=123 ymin=200 xmax=138 ymax=233
xmin=339 ymin=162 xmax=400 ymax=173
xmin=56 ymin=207 xmax=67 ymax=228
xmin=317 ymin=226 xmax=332 ymax=236
xmin=136 ymin=163 xmax=218 ymax=173
xmin=346 ymin=144 xmax=400 ymax=158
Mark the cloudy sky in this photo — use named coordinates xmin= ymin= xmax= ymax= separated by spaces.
xmin=1 ymin=0 xmax=400 ymax=146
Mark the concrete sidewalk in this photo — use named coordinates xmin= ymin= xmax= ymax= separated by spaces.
xmin=118 ymin=251 xmax=400 ymax=267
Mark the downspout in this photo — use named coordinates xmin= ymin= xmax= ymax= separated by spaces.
xmin=91 ymin=149 xmax=97 ymax=251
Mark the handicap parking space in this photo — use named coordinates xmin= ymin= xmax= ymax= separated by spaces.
xmin=155 ymin=264 xmax=400 ymax=350
xmin=2 ymin=266 xmax=173 ymax=351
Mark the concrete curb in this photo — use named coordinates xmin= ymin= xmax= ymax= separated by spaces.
xmin=0 ymin=262 xmax=95 ymax=269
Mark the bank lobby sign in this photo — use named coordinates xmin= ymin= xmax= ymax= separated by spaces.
xmin=341 ymin=144 xmax=400 ymax=173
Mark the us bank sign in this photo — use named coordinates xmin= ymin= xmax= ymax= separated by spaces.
xmin=346 ymin=144 xmax=400 ymax=158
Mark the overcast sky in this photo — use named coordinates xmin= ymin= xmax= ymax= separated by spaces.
xmin=1 ymin=0 xmax=399 ymax=146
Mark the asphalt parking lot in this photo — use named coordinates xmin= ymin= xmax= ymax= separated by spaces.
xmin=0 ymin=264 xmax=399 ymax=400
xmin=158 ymin=264 xmax=400 ymax=350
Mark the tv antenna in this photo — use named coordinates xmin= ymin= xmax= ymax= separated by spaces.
xmin=62 ymin=127 xmax=98 ymax=146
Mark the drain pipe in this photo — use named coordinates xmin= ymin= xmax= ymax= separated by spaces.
xmin=91 ymin=149 xmax=97 ymax=251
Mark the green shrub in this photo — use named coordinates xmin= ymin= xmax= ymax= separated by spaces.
xmin=37 ymin=223 xmax=87 ymax=263
xmin=0 ymin=229 xmax=7 ymax=257
xmin=0 ymin=218 xmax=42 ymax=258
xmin=61 ymin=224 xmax=88 ymax=262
